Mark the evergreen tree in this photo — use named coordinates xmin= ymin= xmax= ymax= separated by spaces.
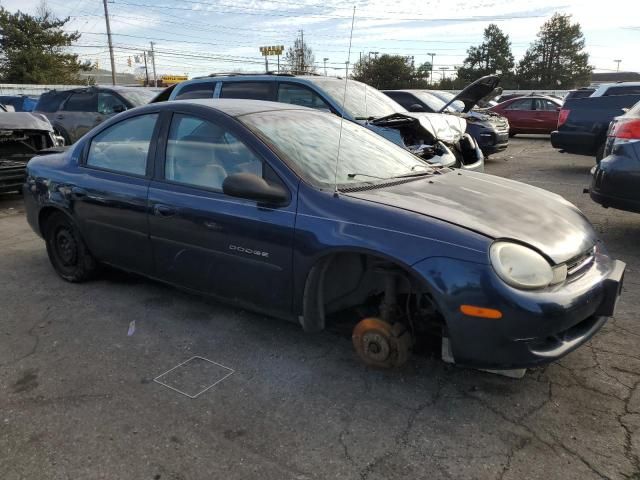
xmin=457 ymin=24 xmax=515 ymax=87
xmin=0 ymin=6 xmax=86 ymax=84
xmin=352 ymin=54 xmax=417 ymax=89
xmin=516 ymin=13 xmax=591 ymax=89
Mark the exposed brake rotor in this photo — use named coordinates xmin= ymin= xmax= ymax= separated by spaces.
xmin=352 ymin=317 xmax=412 ymax=368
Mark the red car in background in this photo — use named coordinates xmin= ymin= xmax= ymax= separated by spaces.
xmin=490 ymin=96 xmax=562 ymax=136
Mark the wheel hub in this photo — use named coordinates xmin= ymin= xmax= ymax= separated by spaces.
xmin=55 ymin=229 xmax=77 ymax=266
xmin=352 ymin=317 xmax=412 ymax=368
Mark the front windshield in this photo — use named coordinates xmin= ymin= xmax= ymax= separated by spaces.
xmin=241 ymin=109 xmax=431 ymax=188
xmin=428 ymin=91 xmax=465 ymax=112
xmin=118 ymin=88 xmax=157 ymax=106
xmin=310 ymin=78 xmax=403 ymax=119
xmin=411 ymin=91 xmax=451 ymax=112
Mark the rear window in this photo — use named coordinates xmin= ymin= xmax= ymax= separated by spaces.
xmin=220 ymin=82 xmax=275 ymax=101
xmin=175 ymin=82 xmax=216 ymax=100
xmin=35 ymin=91 xmax=69 ymax=112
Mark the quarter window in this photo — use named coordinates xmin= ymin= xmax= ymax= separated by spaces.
xmin=277 ymin=83 xmax=331 ymax=110
xmin=64 ymin=92 xmax=97 ymax=112
xmin=86 ymin=114 xmax=158 ymax=175
xmin=165 ymin=114 xmax=263 ymax=191
xmin=220 ymin=82 xmax=275 ymax=101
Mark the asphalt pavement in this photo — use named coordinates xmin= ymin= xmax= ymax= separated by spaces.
xmin=1 ymin=136 xmax=639 ymax=480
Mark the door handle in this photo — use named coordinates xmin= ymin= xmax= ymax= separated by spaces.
xmin=56 ymin=114 xmax=64 ymax=120
xmin=153 ymin=204 xmax=176 ymax=217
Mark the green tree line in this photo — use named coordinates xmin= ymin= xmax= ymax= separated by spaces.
xmin=353 ymin=14 xmax=592 ymax=90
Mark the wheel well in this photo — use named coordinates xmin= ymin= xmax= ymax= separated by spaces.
xmin=38 ymin=207 xmax=66 ymax=236
xmin=301 ymin=252 xmax=442 ymax=337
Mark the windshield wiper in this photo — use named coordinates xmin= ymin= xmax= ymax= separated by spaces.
xmin=354 ymin=116 xmax=376 ymax=121
xmin=393 ymin=170 xmax=435 ymax=179
xmin=347 ymin=172 xmax=387 ymax=180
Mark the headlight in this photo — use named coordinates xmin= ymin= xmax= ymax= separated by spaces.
xmin=490 ymin=241 xmax=566 ymax=290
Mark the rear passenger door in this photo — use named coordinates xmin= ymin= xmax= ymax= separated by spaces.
xmin=148 ymin=110 xmax=295 ymax=313
xmin=74 ymin=112 xmax=160 ymax=274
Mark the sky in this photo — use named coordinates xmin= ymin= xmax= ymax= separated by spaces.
xmin=1 ymin=0 xmax=638 ymax=80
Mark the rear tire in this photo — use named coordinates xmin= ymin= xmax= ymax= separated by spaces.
xmin=508 ymin=132 xmax=516 ymax=138
xmin=44 ymin=212 xmax=98 ymax=282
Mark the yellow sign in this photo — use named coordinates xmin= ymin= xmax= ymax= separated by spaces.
xmin=161 ymin=75 xmax=189 ymax=85
xmin=260 ymin=45 xmax=285 ymax=56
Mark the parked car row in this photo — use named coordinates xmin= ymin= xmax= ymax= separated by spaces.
xmin=21 ymin=74 xmax=626 ymax=373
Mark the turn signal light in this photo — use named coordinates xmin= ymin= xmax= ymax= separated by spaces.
xmin=558 ymin=109 xmax=570 ymax=128
xmin=460 ymin=305 xmax=503 ymax=319
xmin=609 ymin=118 xmax=640 ymax=140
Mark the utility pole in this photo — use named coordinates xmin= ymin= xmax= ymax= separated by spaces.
xmin=427 ymin=52 xmax=436 ymax=86
xmin=323 ymin=57 xmax=329 ymax=76
xmin=143 ymin=51 xmax=149 ymax=86
xmin=102 ymin=0 xmax=116 ymax=85
xmin=150 ymin=42 xmax=157 ymax=87
xmin=614 ymin=59 xmax=622 ymax=72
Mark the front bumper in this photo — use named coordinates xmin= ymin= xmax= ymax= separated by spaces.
xmin=412 ymin=253 xmax=625 ymax=369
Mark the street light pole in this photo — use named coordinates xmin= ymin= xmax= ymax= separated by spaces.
xmin=150 ymin=42 xmax=157 ymax=87
xmin=614 ymin=59 xmax=622 ymax=72
xmin=323 ymin=57 xmax=329 ymax=76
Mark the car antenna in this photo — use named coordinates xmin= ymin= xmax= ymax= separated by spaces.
xmin=333 ymin=5 xmax=356 ymax=197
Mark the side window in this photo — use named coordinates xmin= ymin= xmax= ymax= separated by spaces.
xmin=35 ymin=92 xmax=69 ymax=112
xmin=98 ymin=92 xmax=127 ymax=115
xmin=220 ymin=82 xmax=275 ymax=101
xmin=605 ymin=86 xmax=640 ymax=96
xmin=277 ymin=83 xmax=331 ymax=110
xmin=86 ymin=114 xmax=158 ymax=175
xmin=175 ymin=82 xmax=216 ymax=100
xmin=64 ymin=92 xmax=97 ymax=112
xmin=543 ymin=100 xmax=559 ymax=111
xmin=506 ymin=99 xmax=531 ymax=110
xmin=165 ymin=114 xmax=263 ymax=191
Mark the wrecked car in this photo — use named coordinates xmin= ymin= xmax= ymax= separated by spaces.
xmin=154 ymin=73 xmax=484 ymax=171
xmin=0 ymin=104 xmax=61 ymax=194
xmin=24 ymin=100 xmax=625 ymax=372
xmin=383 ymin=75 xmax=510 ymax=156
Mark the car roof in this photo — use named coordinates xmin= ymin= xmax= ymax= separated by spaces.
xmin=168 ymin=98 xmax=312 ymax=117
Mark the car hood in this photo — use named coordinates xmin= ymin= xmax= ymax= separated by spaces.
xmin=440 ymin=75 xmax=502 ymax=113
xmin=369 ymin=112 xmax=466 ymax=144
xmin=0 ymin=112 xmax=53 ymax=132
xmin=345 ymin=170 xmax=596 ymax=264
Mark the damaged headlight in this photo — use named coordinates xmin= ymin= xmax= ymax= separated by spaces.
xmin=490 ymin=241 xmax=566 ymax=290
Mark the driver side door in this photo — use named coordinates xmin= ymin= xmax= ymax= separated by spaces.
xmin=148 ymin=111 xmax=297 ymax=314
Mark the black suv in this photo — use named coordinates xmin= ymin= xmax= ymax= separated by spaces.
xmin=34 ymin=86 xmax=157 ymax=144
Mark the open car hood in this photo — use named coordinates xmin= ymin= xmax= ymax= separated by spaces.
xmin=440 ymin=75 xmax=502 ymax=113
xmin=0 ymin=112 xmax=53 ymax=132
xmin=369 ymin=111 xmax=466 ymax=144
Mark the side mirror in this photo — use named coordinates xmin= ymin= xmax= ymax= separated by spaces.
xmin=408 ymin=103 xmax=426 ymax=113
xmin=113 ymin=104 xmax=126 ymax=113
xmin=222 ymin=173 xmax=289 ymax=205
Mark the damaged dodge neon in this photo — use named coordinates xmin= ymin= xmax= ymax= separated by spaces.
xmin=23 ymin=99 xmax=625 ymax=371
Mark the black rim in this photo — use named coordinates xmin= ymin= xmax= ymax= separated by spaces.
xmin=53 ymin=227 xmax=78 ymax=267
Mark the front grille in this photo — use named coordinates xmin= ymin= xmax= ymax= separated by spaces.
xmin=566 ymin=247 xmax=595 ymax=277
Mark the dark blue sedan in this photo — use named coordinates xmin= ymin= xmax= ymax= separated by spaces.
xmin=23 ymin=99 xmax=625 ymax=371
